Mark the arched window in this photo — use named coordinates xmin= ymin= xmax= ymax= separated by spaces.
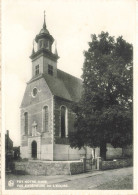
xmin=24 ymin=112 xmax=28 ymax=135
xmin=43 ymin=106 xmax=48 ymax=132
xmin=60 ymin=106 xmax=68 ymax=138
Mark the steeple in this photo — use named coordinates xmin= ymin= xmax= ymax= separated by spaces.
xmin=43 ymin=11 xmax=46 ymax=29
xmin=30 ymin=12 xmax=59 ymax=59
xmin=54 ymin=40 xmax=58 ymax=56
xmin=30 ymin=12 xmax=59 ymax=78
xmin=31 ymin=40 xmax=35 ymax=55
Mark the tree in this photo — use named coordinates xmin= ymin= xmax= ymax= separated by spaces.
xmin=69 ymin=32 xmax=133 ymax=160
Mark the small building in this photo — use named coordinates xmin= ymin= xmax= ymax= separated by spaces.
xmin=13 ymin=146 xmax=20 ymax=160
xmin=5 ymin=130 xmax=13 ymax=156
xmin=5 ymin=130 xmax=13 ymax=169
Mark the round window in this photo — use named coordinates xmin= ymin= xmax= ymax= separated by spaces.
xmin=32 ymin=88 xmax=37 ymax=97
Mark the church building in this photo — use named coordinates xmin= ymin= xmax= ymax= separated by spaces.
xmin=20 ymin=13 xmax=93 ymax=161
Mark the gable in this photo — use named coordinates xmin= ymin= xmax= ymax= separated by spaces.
xmin=21 ymin=68 xmax=83 ymax=108
xmin=20 ymin=77 xmax=52 ymax=108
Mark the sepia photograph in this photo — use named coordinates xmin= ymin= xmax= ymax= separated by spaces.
xmin=1 ymin=0 xmax=136 ymax=194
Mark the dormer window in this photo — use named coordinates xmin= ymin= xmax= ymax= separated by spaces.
xmin=48 ymin=65 xmax=53 ymax=75
xmin=35 ymin=65 xmax=39 ymax=76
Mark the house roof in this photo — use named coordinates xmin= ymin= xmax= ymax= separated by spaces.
xmin=44 ymin=69 xmax=83 ymax=102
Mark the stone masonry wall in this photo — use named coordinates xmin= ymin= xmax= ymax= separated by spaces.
xmin=101 ymin=158 xmax=133 ymax=170
xmin=14 ymin=161 xmax=70 ymax=176
xmin=14 ymin=160 xmax=84 ymax=176
xmin=70 ymin=162 xmax=84 ymax=175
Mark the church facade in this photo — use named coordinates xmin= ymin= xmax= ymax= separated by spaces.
xmin=20 ymin=14 xmax=93 ymax=161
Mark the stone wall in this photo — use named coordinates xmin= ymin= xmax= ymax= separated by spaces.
xmin=14 ymin=160 xmax=84 ymax=176
xmin=70 ymin=162 xmax=84 ymax=175
xmin=101 ymin=158 xmax=133 ymax=170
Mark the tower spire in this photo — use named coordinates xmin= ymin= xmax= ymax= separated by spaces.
xmin=54 ymin=40 xmax=58 ymax=56
xmin=32 ymin=39 xmax=35 ymax=54
xmin=43 ymin=10 xmax=46 ymax=29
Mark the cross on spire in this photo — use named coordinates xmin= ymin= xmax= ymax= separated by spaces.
xmin=43 ymin=10 xmax=46 ymax=29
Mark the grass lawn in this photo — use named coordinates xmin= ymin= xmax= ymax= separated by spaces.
xmin=96 ymin=174 xmax=133 ymax=190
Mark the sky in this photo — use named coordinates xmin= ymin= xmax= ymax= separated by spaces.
xmin=2 ymin=0 xmax=135 ymax=146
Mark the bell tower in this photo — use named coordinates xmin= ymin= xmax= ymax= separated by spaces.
xmin=30 ymin=11 xmax=59 ymax=78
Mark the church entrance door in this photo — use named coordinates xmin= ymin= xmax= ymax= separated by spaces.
xmin=32 ymin=141 xmax=37 ymax=159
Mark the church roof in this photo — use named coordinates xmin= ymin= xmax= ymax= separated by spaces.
xmin=44 ymin=69 xmax=83 ymax=102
